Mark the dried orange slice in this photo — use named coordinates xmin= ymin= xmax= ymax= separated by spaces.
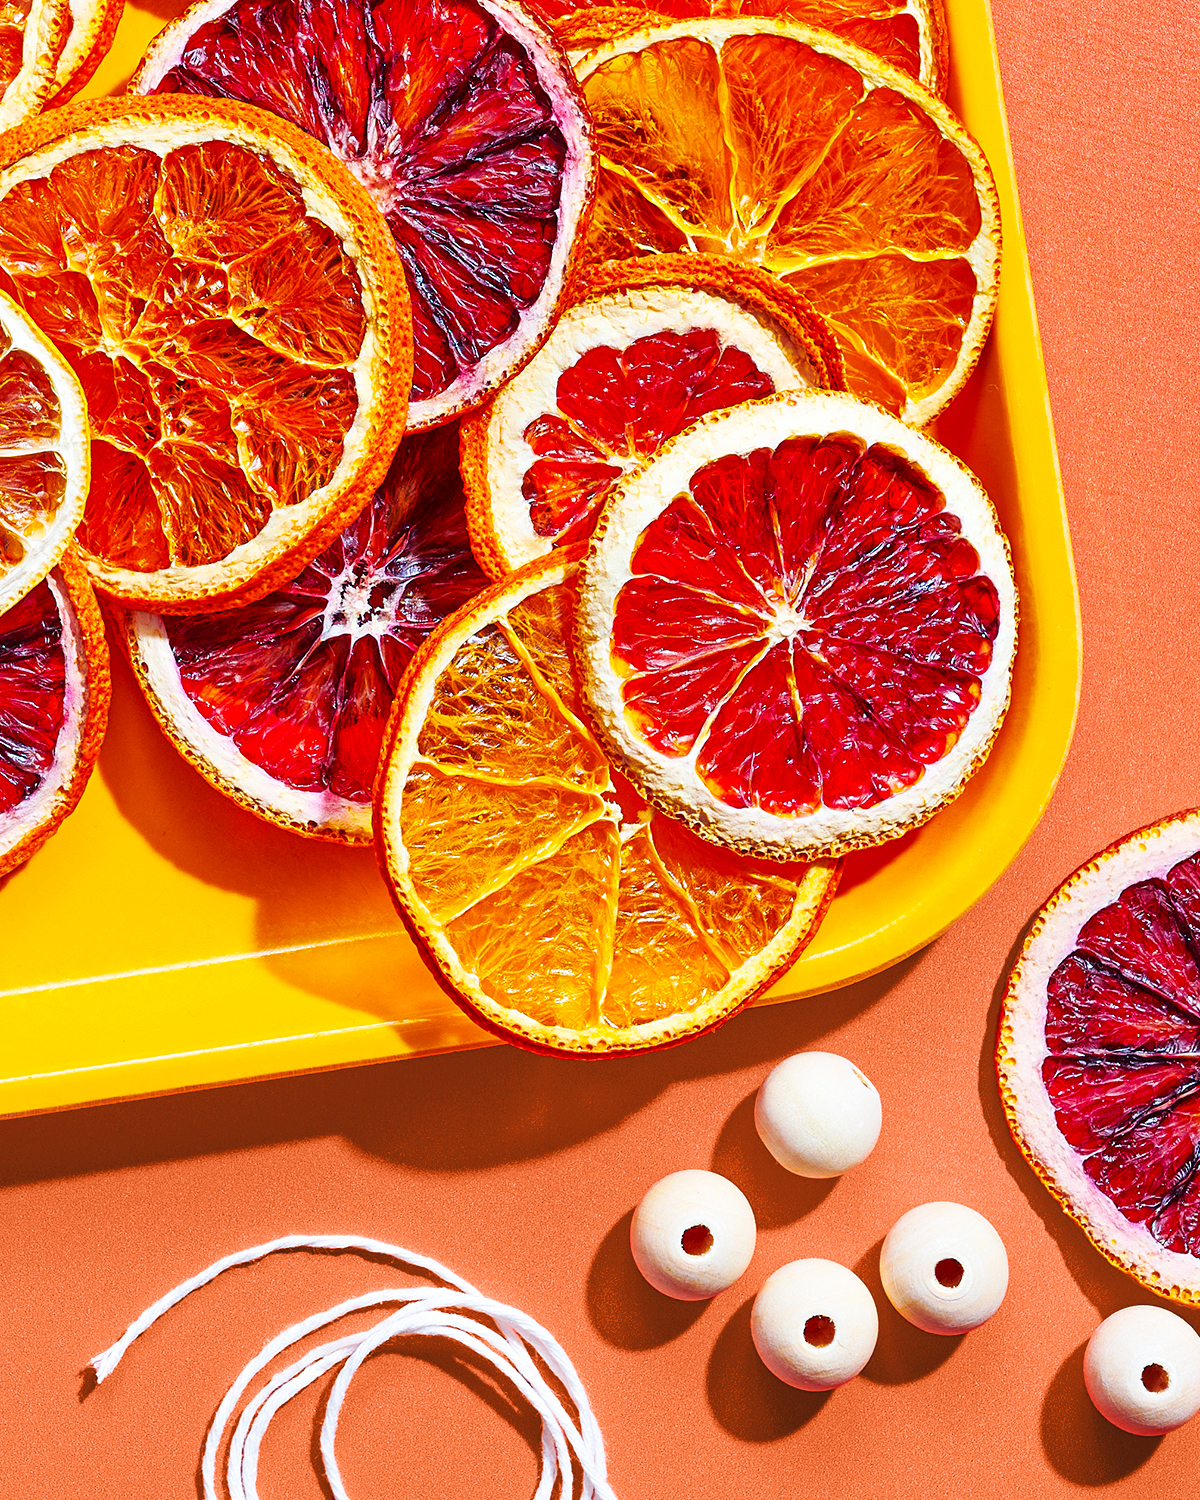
xmin=553 ymin=0 xmax=948 ymax=93
xmin=998 ymin=810 xmax=1200 ymax=1303
xmin=0 ymin=548 xmax=109 ymax=877
xmin=46 ymin=0 xmax=123 ymax=104
xmin=0 ymin=286 xmax=88 ymax=617
xmin=462 ymin=254 xmax=843 ymax=578
xmin=577 ymin=390 xmax=1017 ymax=861
xmin=375 ymin=547 xmax=838 ymax=1056
xmin=573 ymin=18 xmax=999 ymax=423
xmin=0 ymin=94 xmax=412 ymax=613
xmin=135 ymin=0 xmax=595 ymax=429
xmin=0 ymin=0 xmax=69 ymax=132
xmin=123 ymin=426 xmax=487 ymax=843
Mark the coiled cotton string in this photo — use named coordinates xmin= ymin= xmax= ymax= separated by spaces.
xmin=88 ymin=1233 xmax=619 ymax=1500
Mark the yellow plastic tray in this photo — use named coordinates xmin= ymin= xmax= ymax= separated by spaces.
xmin=0 ymin=0 xmax=1080 ymax=1117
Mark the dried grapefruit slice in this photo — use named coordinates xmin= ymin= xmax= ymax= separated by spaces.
xmin=461 ymin=254 xmax=844 ymax=578
xmin=573 ymin=18 xmax=999 ymax=423
xmin=0 ymin=94 xmax=412 ymax=613
xmin=0 ymin=0 xmax=69 ymax=132
xmin=577 ymin=390 xmax=1017 ymax=861
xmin=135 ymin=0 xmax=595 ymax=429
xmin=375 ymin=547 xmax=838 ymax=1055
xmin=46 ymin=0 xmax=123 ymax=104
xmin=0 ymin=286 xmax=88 ymax=618
xmin=123 ymin=426 xmax=487 ymax=843
xmin=0 ymin=548 xmax=109 ymax=877
xmin=999 ymin=811 xmax=1200 ymax=1304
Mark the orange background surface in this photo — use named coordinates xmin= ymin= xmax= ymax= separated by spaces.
xmin=3 ymin=0 xmax=1200 ymax=1495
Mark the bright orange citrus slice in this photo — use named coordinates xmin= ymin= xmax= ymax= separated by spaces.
xmin=0 ymin=286 xmax=88 ymax=617
xmin=0 ymin=95 xmax=412 ymax=613
xmin=573 ymin=17 xmax=1000 ymax=424
xmin=0 ymin=0 xmax=69 ymax=131
xmin=0 ymin=547 xmax=109 ymax=876
xmin=461 ymin=253 xmax=843 ymax=578
xmin=577 ymin=390 xmax=1017 ymax=861
xmin=375 ymin=547 xmax=838 ymax=1056
xmin=135 ymin=0 xmax=595 ymax=429
xmin=46 ymin=0 xmax=123 ymax=104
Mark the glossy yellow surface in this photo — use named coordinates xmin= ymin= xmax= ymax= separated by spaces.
xmin=0 ymin=0 xmax=1079 ymax=1116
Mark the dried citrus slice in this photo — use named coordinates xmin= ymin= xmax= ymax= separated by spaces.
xmin=375 ymin=547 xmax=838 ymax=1055
xmin=46 ymin=0 xmax=123 ymax=104
xmin=0 ymin=286 xmax=88 ymax=617
xmin=573 ymin=18 xmax=999 ymax=424
xmin=577 ymin=390 xmax=1017 ymax=861
xmin=552 ymin=0 xmax=948 ymax=93
xmin=123 ymin=427 xmax=487 ymax=843
xmin=461 ymin=254 xmax=843 ymax=578
xmin=0 ymin=95 xmax=412 ymax=614
xmin=998 ymin=811 xmax=1200 ymax=1304
xmin=135 ymin=0 xmax=595 ymax=429
xmin=0 ymin=548 xmax=109 ymax=877
xmin=0 ymin=0 xmax=69 ymax=132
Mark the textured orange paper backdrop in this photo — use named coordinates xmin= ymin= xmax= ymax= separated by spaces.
xmin=3 ymin=0 xmax=1200 ymax=1494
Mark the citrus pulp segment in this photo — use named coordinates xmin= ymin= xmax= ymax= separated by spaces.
xmin=573 ymin=17 xmax=999 ymax=424
xmin=375 ymin=548 xmax=839 ymax=1055
xmin=135 ymin=0 xmax=595 ymax=429
xmin=0 ymin=0 xmax=68 ymax=132
xmin=999 ymin=810 xmax=1200 ymax=1304
xmin=577 ymin=389 xmax=1017 ymax=862
xmin=124 ymin=426 xmax=488 ymax=843
xmin=461 ymin=254 xmax=844 ymax=578
xmin=0 ymin=285 xmax=88 ymax=617
xmin=0 ymin=94 xmax=412 ymax=612
xmin=0 ymin=548 xmax=109 ymax=877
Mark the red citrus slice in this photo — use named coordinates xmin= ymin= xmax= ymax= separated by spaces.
xmin=462 ymin=254 xmax=844 ymax=578
xmin=124 ymin=426 xmax=488 ymax=842
xmin=999 ymin=810 xmax=1200 ymax=1304
xmin=577 ymin=389 xmax=1017 ymax=861
xmin=0 ymin=548 xmax=109 ymax=876
xmin=135 ymin=0 xmax=595 ymax=429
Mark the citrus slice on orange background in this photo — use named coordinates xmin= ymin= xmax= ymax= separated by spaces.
xmin=573 ymin=17 xmax=999 ymax=424
xmin=577 ymin=390 xmax=1017 ymax=861
xmin=0 ymin=0 xmax=68 ymax=131
xmin=0 ymin=94 xmax=412 ymax=613
xmin=0 ymin=547 xmax=109 ymax=877
xmin=135 ymin=0 xmax=595 ymax=429
xmin=47 ymin=0 xmax=123 ymax=104
xmin=999 ymin=811 xmax=1200 ymax=1304
xmin=375 ymin=547 xmax=838 ymax=1056
xmin=461 ymin=253 xmax=843 ymax=578
xmin=123 ymin=426 xmax=488 ymax=843
xmin=0 ymin=286 xmax=88 ymax=617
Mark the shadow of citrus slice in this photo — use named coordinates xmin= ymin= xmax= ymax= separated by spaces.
xmin=374 ymin=547 xmax=838 ymax=1057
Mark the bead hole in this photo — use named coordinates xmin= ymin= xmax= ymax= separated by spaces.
xmin=934 ymin=1257 xmax=964 ymax=1288
xmin=681 ymin=1224 xmax=713 ymax=1256
xmin=804 ymin=1315 xmax=836 ymax=1348
xmin=1142 ymin=1363 xmax=1170 ymax=1393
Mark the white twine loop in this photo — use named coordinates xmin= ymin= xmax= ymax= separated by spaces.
xmin=88 ymin=1234 xmax=618 ymax=1500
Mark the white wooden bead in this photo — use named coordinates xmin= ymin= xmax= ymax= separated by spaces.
xmin=751 ymin=1259 xmax=879 ymax=1390
xmin=1084 ymin=1305 xmax=1200 ymax=1435
xmin=754 ymin=1051 xmax=882 ymax=1178
xmin=879 ymin=1201 xmax=1008 ymax=1334
xmin=630 ymin=1170 xmax=756 ymax=1300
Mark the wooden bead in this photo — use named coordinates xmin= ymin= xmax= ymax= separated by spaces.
xmin=754 ymin=1051 xmax=882 ymax=1178
xmin=879 ymin=1201 xmax=1008 ymax=1334
xmin=751 ymin=1259 xmax=879 ymax=1390
xmin=1085 ymin=1306 xmax=1200 ymax=1435
xmin=630 ymin=1170 xmax=756 ymax=1300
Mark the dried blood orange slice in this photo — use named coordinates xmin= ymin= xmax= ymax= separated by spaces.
xmin=461 ymin=254 xmax=844 ymax=578
xmin=0 ymin=287 xmax=88 ymax=618
xmin=999 ymin=811 xmax=1200 ymax=1304
xmin=0 ymin=0 xmax=69 ymax=131
xmin=573 ymin=18 xmax=999 ymax=424
xmin=123 ymin=427 xmax=487 ymax=843
xmin=577 ymin=390 xmax=1017 ymax=861
xmin=0 ymin=548 xmax=109 ymax=877
xmin=46 ymin=0 xmax=123 ymax=104
xmin=0 ymin=94 xmax=411 ymax=613
xmin=135 ymin=0 xmax=594 ymax=429
xmin=375 ymin=547 xmax=838 ymax=1056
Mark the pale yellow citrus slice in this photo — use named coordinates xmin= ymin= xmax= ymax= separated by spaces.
xmin=375 ymin=546 xmax=838 ymax=1055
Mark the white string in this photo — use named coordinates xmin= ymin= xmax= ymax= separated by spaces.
xmin=89 ymin=1234 xmax=618 ymax=1500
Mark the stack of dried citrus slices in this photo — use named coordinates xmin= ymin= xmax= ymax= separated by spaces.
xmin=0 ymin=0 xmax=1020 ymax=1059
